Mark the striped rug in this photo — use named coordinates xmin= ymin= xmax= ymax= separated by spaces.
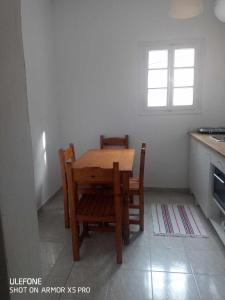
xmin=151 ymin=203 xmax=208 ymax=237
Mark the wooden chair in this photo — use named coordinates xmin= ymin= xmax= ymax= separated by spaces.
xmin=58 ymin=144 xmax=76 ymax=228
xmin=100 ymin=135 xmax=129 ymax=149
xmin=129 ymin=143 xmax=146 ymax=231
xmin=66 ymin=162 xmax=123 ymax=264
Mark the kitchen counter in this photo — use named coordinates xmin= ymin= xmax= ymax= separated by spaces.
xmin=190 ymin=132 xmax=225 ymax=157
xmin=190 ymin=133 xmax=225 ymax=246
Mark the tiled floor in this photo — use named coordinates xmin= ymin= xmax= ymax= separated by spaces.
xmin=39 ymin=191 xmax=225 ymax=300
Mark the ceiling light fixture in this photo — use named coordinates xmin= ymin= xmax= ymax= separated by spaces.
xmin=169 ymin=0 xmax=204 ymax=19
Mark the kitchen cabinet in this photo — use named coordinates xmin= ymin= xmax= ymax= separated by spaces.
xmin=189 ymin=137 xmax=211 ymax=217
xmin=189 ymin=133 xmax=225 ymax=245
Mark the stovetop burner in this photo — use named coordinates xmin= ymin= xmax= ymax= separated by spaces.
xmin=198 ymin=127 xmax=225 ymax=134
xmin=211 ymin=135 xmax=225 ymax=142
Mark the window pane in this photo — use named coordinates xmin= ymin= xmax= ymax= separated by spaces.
xmin=148 ymin=89 xmax=167 ymax=107
xmin=173 ymin=88 xmax=193 ymax=106
xmin=148 ymin=50 xmax=168 ymax=68
xmin=174 ymin=68 xmax=194 ymax=87
xmin=148 ymin=70 xmax=168 ymax=88
xmin=174 ymin=48 xmax=195 ymax=67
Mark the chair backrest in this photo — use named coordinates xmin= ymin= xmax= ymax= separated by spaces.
xmin=58 ymin=143 xmax=76 ymax=196
xmin=66 ymin=162 xmax=121 ymax=216
xmin=139 ymin=143 xmax=146 ymax=190
xmin=100 ymin=135 xmax=129 ymax=149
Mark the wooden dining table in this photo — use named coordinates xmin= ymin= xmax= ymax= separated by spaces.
xmin=72 ymin=148 xmax=135 ymax=243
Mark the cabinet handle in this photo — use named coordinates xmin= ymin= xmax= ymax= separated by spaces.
xmin=213 ymin=173 xmax=225 ymax=184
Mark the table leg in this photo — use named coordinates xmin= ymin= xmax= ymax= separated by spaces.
xmin=122 ymin=172 xmax=129 ymax=244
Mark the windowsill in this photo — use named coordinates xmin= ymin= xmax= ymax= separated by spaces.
xmin=139 ymin=107 xmax=201 ymax=116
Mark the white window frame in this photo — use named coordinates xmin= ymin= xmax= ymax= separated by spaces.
xmin=139 ymin=39 xmax=204 ymax=115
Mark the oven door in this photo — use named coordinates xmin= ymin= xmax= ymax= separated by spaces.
xmin=213 ymin=167 xmax=225 ymax=210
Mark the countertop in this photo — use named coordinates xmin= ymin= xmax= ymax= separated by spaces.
xmin=190 ymin=132 xmax=225 ymax=157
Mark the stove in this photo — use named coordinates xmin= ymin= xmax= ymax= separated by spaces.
xmin=198 ymin=127 xmax=225 ymax=134
xmin=211 ymin=135 xmax=225 ymax=142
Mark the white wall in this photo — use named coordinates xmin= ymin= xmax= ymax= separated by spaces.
xmin=21 ymin=0 xmax=62 ymax=208
xmin=53 ymin=0 xmax=225 ymax=188
xmin=0 ymin=0 xmax=41 ymax=297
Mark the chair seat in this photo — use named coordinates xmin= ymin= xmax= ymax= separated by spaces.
xmin=129 ymin=177 xmax=140 ymax=191
xmin=77 ymin=194 xmax=115 ymax=222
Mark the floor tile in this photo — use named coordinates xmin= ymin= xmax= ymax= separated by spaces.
xmin=70 ymin=238 xmax=116 ymax=269
xmin=60 ymin=298 xmax=95 ymax=300
xmin=150 ymin=236 xmax=185 ymax=249
xmin=48 ymin=247 xmax=74 ymax=280
xmin=42 ymin=277 xmax=67 ymax=300
xmin=40 ymin=241 xmax=64 ymax=279
xmin=187 ymin=250 xmax=225 ymax=275
xmin=152 ymin=272 xmax=200 ymax=300
xmin=182 ymin=235 xmax=223 ymax=251
xmin=42 ymin=191 xmax=64 ymax=212
xmin=129 ymin=229 xmax=151 ymax=247
xmin=39 ymin=214 xmax=70 ymax=242
xmin=151 ymin=247 xmax=191 ymax=273
xmin=148 ymin=191 xmax=173 ymax=203
xmin=40 ymin=242 xmax=64 ymax=266
xmin=169 ymin=192 xmax=194 ymax=204
xmin=122 ymin=245 xmax=151 ymax=271
xmin=181 ymin=207 xmax=224 ymax=250
xmin=64 ymin=265 xmax=112 ymax=299
xmin=108 ymin=269 xmax=152 ymax=300
xmin=38 ymin=191 xmax=225 ymax=300
xmin=42 ymin=296 xmax=60 ymax=300
xmin=195 ymin=274 xmax=225 ymax=300
xmin=85 ymin=231 xmax=115 ymax=247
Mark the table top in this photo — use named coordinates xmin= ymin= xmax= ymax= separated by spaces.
xmin=72 ymin=148 xmax=135 ymax=172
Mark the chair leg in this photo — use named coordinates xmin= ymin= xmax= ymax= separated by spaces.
xmin=72 ymin=222 xmax=80 ymax=261
xmin=115 ymin=221 xmax=123 ymax=264
xmin=64 ymin=196 xmax=70 ymax=228
xmin=140 ymin=192 xmax=144 ymax=231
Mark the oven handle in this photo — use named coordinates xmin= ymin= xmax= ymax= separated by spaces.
xmin=213 ymin=173 xmax=225 ymax=184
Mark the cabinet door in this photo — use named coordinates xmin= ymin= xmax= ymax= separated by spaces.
xmin=189 ymin=138 xmax=211 ymax=217
xmin=189 ymin=138 xmax=198 ymax=196
xmin=196 ymin=144 xmax=211 ymax=216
